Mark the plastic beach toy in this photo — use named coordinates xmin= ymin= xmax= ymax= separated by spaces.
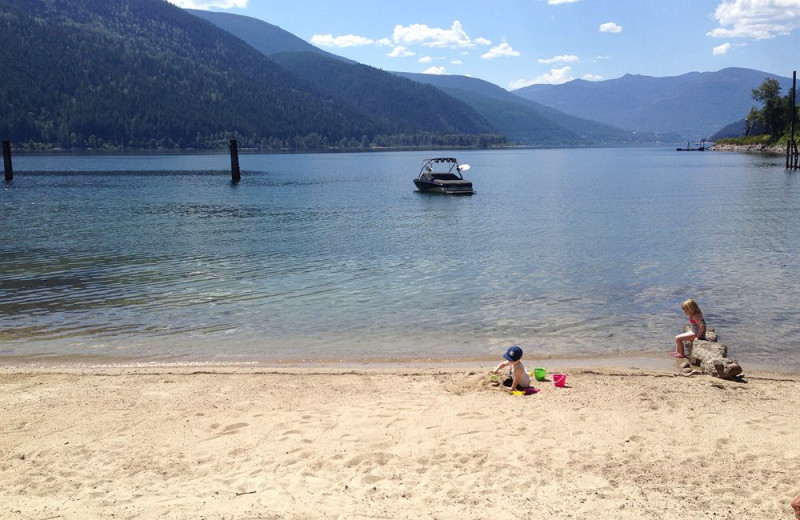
xmin=553 ymin=373 xmax=567 ymax=388
xmin=533 ymin=368 xmax=547 ymax=381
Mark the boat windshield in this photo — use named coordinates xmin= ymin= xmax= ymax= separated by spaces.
xmin=420 ymin=158 xmax=461 ymax=175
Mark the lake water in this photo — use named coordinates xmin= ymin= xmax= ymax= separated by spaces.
xmin=2 ymin=148 xmax=798 ymax=370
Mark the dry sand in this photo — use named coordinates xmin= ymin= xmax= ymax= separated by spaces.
xmin=2 ymin=363 xmax=799 ymax=519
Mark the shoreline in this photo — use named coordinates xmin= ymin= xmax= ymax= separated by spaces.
xmin=3 ymin=349 xmax=800 ymax=377
xmin=710 ymin=142 xmax=785 ymax=154
xmin=0 ymin=349 xmax=800 ymax=375
xmin=3 ymin=364 xmax=799 ymax=519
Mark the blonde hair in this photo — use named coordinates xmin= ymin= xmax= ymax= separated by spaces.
xmin=681 ymin=298 xmax=702 ymax=315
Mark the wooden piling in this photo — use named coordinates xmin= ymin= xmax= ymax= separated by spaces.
xmin=230 ymin=139 xmax=241 ymax=183
xmin=3 ymin=140 xmax=12 ymax=182
xmin=788 ymin=72 xmax=798 ymax=170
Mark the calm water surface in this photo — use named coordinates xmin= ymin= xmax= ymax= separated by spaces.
xmin=2 ymin=148 xmax=798 ymax=370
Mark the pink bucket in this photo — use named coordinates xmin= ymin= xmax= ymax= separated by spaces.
xmin=553 ymin=373 xmax=567 ymax=388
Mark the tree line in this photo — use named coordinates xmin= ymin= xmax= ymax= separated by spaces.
xmin=748 ymin=78 xmax=798 ymax=138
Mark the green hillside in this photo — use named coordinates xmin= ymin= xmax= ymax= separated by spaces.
xmin=195 ymin=9 xmax=644 ymax=146
xmin=270 ymin=52 xmax=496 ymax=137
xmin=187 ymin=9 xmax=351 ymax=63
xmin=0 ymin=0 xmax=367 ymax=149
xmin=0 ymin=0 xmax=501 ymax=150
xmin=189 ymin=11 xmax=504 ymax=146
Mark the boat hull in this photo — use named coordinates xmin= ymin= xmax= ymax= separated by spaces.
xmin=413 ymin=179 xmax=474 ymax=195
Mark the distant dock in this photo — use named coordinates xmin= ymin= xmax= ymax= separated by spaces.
xmin=676 ymin=141 xmax=706 ymax=151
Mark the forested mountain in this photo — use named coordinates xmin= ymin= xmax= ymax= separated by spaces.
xmin=394 ymin=73 xmax=650 ymax=145
xmin=0 ymin=0 xmax=356 ymax=149
xmin=195 ymin=9 xmax=642 ymax=146
xmin=515 ymin=68 xmax=794 ymax=139
xmin=271 ymin=52 xmax=496 ymax=138
xmin=5 ymin=0 xmax=780 ymax=150
xmin=0 ymin=0 xmax=501 ymax=150
xmin=189 ymin=9 xmax=503 ymax=146
xmin=187 ymin=9 xmax=352 ymax=63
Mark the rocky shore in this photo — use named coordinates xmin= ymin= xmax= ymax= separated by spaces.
xmin=710 ymin=142 xmax=785 ymax=154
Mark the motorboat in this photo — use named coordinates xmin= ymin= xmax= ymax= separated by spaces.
xmin=413 ymin=157 xmax=474 ymax=195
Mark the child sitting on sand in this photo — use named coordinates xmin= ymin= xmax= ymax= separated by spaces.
xmin=673 ymin=298 xmax=706 ymax=358
xmin=492 ymin=345 xmax=532 ymax=392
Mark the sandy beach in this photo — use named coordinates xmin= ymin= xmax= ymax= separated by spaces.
xmin=2 ymin=362 xmax=799 ymax=519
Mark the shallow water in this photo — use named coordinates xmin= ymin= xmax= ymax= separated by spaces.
xmin=2 ymin=148 xmax=798 ymax=370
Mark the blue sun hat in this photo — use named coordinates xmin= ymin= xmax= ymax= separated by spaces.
xmin=503 ymin=345 xmax=523 ymax=362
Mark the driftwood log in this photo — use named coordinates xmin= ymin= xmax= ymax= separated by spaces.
xmin=682 ymin=326 xmax=743 ymax=379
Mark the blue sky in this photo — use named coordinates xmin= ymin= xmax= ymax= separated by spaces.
xmin=169 ymin=0 xmax=800 ymax=90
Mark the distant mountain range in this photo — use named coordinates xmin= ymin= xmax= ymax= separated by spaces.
xmin=190 ymin=9 xmax=641 ymax=146
xmin=193 ymin=9 xmax=793 ymax=143
xmin=392 ymin=72 xmax=648 ymax=144
xmin=514 ymin=68 xmax=794 ymax=140
xmin=0 ymin=0 xmax=791 ymax=150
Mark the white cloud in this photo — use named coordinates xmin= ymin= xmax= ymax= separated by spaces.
xmin=713 ymin=42 xmax=734 ymax=54
xmin=166 ymin=0 xmax=246 ymax=8
xmin=311 ymin=34 xmax=375 ymax=48
xmin=474 ymin=37 xmax=493 ymax=46
xmin=707 ymin=0 xmax=800 ymax=40
xmin=451 ymin=59 xmax=464 ymax=65
xmin=423 ymin=66 xmax=447 ymax=75
xmin=418 ymin=56 xmax=434 ymax=64
xmin=508 ymin=78 xmax=538 ymax=90
xmin=536 ymin=66 xmax=575 ymax=84
xmin=538 ymin=54 xmax=579 ymax=64
xmin=393 ymin=20 xmax=476 ymax=48
xmin=509 ymin=66 xmax=574 ymax=89
xmin=388 ymin=45 xmax=415 ymax=58
xmin=482 ymin=42 xmax=520 ymax=59
xmin=582 ymin=74 xmax=603 ymax=81
xmin=599 ymin=22 xmax=623 ymax=33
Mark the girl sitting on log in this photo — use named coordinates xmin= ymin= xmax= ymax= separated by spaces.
xmin=673 ymin=298 xmax=705 ymax=358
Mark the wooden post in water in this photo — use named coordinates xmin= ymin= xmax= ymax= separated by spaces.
xmin=788 ymin=71 xmax=798 ymax=170
xmin=3 ymin=140 xmax=12 ymax=182
xmin=230 ymin=139 xmax=241 ymax=184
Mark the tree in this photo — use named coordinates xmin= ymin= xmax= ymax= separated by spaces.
xmin=751 ymin=78 xmax=790 ymax=137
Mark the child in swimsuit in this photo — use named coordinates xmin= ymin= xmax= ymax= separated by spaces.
xmin=673 ymin=298 xmax=706 ymax=358
xmin=492 ymin=345 xmax=532 ymax=392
